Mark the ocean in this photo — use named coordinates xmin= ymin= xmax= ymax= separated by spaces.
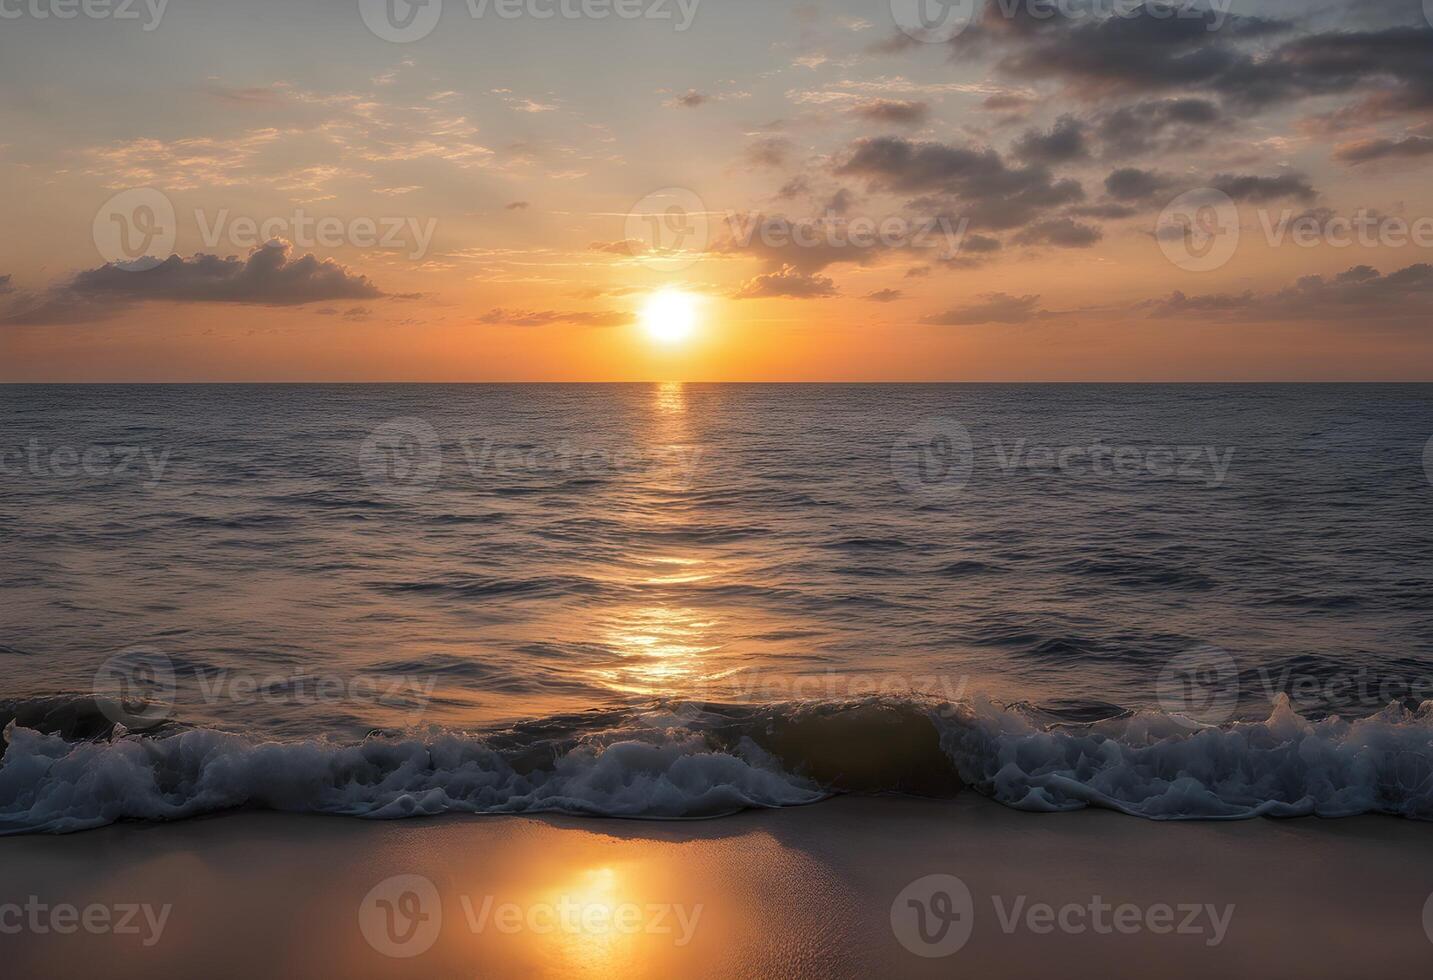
xmin=3 ymin=383 xmax=1433 ymax=831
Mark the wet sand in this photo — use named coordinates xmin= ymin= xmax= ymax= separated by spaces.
xmin=3 ymin=796 xmax=1432 ymax=978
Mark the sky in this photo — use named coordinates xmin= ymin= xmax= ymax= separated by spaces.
xmin=1 ymin=0 xmax=1433 ymax=380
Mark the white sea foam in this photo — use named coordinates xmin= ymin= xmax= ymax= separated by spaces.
xmin=3 ymin=694 xmax=1433 ymax=833
xmin=935 ymin=693 xmax=1433 ymax=819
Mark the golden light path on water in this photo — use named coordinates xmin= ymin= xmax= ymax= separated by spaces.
xmin=588 ymin=382 xmax=737 ymax=700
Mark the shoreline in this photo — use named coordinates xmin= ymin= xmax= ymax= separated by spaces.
xmin=4 ymin=795 xmax=1432 ymax=978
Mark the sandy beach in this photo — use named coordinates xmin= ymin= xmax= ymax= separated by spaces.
xmin=4 ymin=796 xmax=1432 ymax=978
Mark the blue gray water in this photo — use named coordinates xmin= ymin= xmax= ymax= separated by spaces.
xmin=4 ymin=384 xmax=1433 ymax=830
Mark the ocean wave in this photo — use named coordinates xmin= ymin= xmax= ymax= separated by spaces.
xmin=2 ymin=694 xmax=1432 ymax=833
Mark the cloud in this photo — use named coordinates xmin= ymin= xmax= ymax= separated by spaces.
xmin=848 ymin=98 xmax=931 ymax=126
xmin=667 ymin=90 xmax=709 ymax=109
xmin=1093 ymin=98 xmax=1222 ymax=157
xmin=1211 ymin=172 xmax=1316 ymax=203
xmin=1334 ymin=135 xmax=1433 ymax=164
xmin=922 ymin=292 xmax=1048 ymax=325
xmin=1143 ymin=263 xmax=1433 ymax=321
xmin=505 ymin=201 xmax=531 ymax=210
xmin=836 ymin=136 xmax=1084 ymax=230
xmin=0 ymin=275 xmax=12 ymax=295
xmin=866 ymin=288 xmax=903 ymax=302
xmin=733 ymin=266 xmax=838 ymax=299
xmin=1012 ymin=217 xmax=1103 ymax=248
xmin=2 ymin=242 xmax=381 ymax=325
xmin=589 ymin=239 xmax=648 ymax=255
xmin=746 ymin=137 xmax=793 ymax=168
xmin=477 ymin=308 xmax=635 ymax=327
xmin=1104 ymin=167 xmax=1175 ymax=201
xmin=1012 ymin=115 xmax=1089 ymax=164
xmin=949 ymin=7 xmax=1433 ymax=126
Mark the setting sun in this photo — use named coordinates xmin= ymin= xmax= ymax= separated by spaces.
xmin=640 ymin=290 xmax=700 ymax=346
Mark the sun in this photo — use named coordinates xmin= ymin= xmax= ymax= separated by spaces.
xmin=640 ymin=289 xmax=700 ymax=346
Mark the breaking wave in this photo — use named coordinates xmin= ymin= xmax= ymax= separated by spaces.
xmin=3 ymin=693 xmax=1433 ymax=833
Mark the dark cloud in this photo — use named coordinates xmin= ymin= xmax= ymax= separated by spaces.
xmin=477 ymin=308 xmax=635 ymax=327
xmin=866 ymin=288 xmax=903 ymax=302
xmin=1070 ymin=202 xmax=1139 ymax=219
xmin=733 ymin=266 xmax=838 ymax=299
xmin=1093 ymin=98 xmax=1223 ymax=157
xmin=953 ymin=6 xmax=1433 ymax=123
xmin=777 ymin=175 xmax=811 ymax=199
xmin=3 ymin=243 xmax=381 ymax=325
xmin=1013 ymin=217 xmax=1103 ymax=247
xmin=746 ymin=136 xmax=793 ymax=168
xmin=836 ymin=136 xmax=1084 ymax=230
xmin=1211 ymin=172 xmax=1316 ymax=203
xmin=505 ymin=201 xmax=531 ymax=210
xmin=922 ymin=292 xmax=1047 ymax=325
xmin=849 ymin=98 xmax=931 ymax=126
xmin=76 ymin=242 xmax=379 ymax=305
xmin=1334 ymin=135 xmax=1433 ymax=164
xmin=668 ymin=90 xmax=709 ymax=109
xmin=1143 ymin=263 xmax=1433 ymax=321
xmin=1012 ymin=115 xmax=1089 ymax=164
xmin=1104 ymin=167 xmax=1175 ymax=201
xmin=824 ymin=188 xmax=857 ymax=215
